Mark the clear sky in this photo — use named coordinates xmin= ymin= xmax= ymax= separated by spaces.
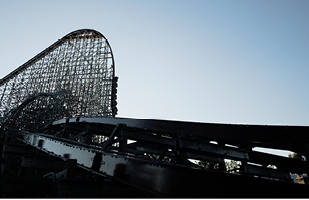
xmin=1 ymin=0 xmax=309 ymax=128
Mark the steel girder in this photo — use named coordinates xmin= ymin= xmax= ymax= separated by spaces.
xmin=54 ymin=116 xmax=309 ymax=154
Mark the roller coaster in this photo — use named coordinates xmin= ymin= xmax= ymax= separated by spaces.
xmin=0 ymin=29 xmax=308 ymax=198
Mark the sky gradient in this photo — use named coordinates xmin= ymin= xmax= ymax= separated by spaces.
xmin=1 ymin=0 xmax=309 ymax=129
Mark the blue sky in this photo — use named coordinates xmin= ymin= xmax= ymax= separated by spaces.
xmin=1 ymin=0 xmax=309 ymax=128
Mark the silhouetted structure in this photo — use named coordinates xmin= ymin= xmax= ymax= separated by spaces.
xmin=0 ymin=29 xmax=309 ymax=198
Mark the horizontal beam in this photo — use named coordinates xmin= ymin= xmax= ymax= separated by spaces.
xmin=242 ymin=163 xmax=291 ymax=181
xmin=53 ymin=117 xmax=309 ymax=153
xmin=21 ymin=155 xmax=65 ymax=170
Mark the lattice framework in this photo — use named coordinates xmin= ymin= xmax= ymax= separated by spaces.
xmin=0 ymin=29 xmax=117 ymax=123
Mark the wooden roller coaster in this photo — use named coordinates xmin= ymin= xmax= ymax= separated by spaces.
xmin=0 ymin=29 xmax=308 ymax=198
